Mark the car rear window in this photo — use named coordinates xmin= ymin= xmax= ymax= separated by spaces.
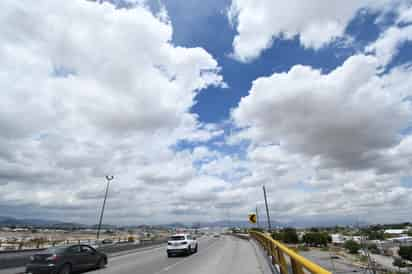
xmin=169 ymin=236 xmax=185 ymax=241
xmin=45 ymin=246 xmax=67 ymax=254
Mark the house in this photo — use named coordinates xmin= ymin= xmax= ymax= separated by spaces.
xmin=331 ymin=234 xmax=345 ymax=244
xmin=384 ymin=229 xmax=407 ymax=236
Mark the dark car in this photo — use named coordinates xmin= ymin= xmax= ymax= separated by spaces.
xmin=26 ymin=244 xmax=107 ymax=274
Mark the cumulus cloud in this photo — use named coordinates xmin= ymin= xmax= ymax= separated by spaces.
xmin=0 ymin=0 xmax=228 ymax=224
xmin=233 ymin=54 xmax=412 ymax=171
xmin=367 ymin=6 xmax=412 ymax=65
xmin=228 ymin=0 xmax=393 ymax=62
xmin=231 ymin=46 xmax=412 ymax=222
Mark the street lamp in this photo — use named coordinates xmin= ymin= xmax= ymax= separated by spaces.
xmin=96 ymin=175 xmax=114 ymax=240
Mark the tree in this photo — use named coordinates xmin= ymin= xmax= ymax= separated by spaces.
xmin=367 ymin=243 xmax=380 ymax=254
xmin=344 ymin=240 xmax=360 ymax=254
xmin=271 ymin=231 xmax=283 ymax=241
xmin=282 ymin=228 xmax=299 ymax=244
xmin=250 ymin=227 xmax=264 ymax=233
xmin=398 ymin=246 xmax=412 ymax=261
xmin=302 ymin=232 xmax=329 ymax=247
xmin=393 ymin=257 xmax=406 ymax=269
xmin=271 ymin=228 xmax=299 ymax=244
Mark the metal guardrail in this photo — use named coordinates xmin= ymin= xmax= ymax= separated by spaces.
xmin=250 ymin=231 xmax=332 ymax=274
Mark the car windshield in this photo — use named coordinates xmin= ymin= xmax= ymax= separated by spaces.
xmin=169 ymin=236 xmax=185 ymax=241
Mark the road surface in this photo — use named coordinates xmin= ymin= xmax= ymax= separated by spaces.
xmin=300 ymin=249 xmax=364 ymax=273
xmin=0 ymin=236 xmax=272 ymax=274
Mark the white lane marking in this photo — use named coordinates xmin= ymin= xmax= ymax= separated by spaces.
xmin=110 ymin=246 xmax=165 ymax=261
xmin=110 ymin=237 xmax=213 ymax=261
xmin=153 ymin=238 xmax=221 ymax=274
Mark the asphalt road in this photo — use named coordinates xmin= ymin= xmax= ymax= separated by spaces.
xmin=0 ymin=236 xmax=272 ymax=274
xmin=300 ymin=250 xmax=364 ymax=274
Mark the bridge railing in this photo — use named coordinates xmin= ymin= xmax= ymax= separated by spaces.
xmin=249 ymin=231 xmax=332 ymax=274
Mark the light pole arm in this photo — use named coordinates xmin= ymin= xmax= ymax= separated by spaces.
xmin=96 ymin=176 xmax=114 ymax=240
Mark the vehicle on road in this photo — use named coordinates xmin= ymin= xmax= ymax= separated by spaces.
xmin=25 ymin=244 xmax=107 ymax=274
xmin=167 ymin=234 xmax=198 ymax=257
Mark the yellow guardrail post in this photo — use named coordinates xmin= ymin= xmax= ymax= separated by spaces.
xmin=249 ymin=231 xmax=332 ymax=274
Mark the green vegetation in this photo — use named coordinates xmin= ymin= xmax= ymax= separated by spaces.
xmin=393 ymin=257 xmax=406 ymax=268
xmin=398 ymin=246 xmax=412 ymax=261
xmin=359 ymin=255 xmax=368 ymax=263
xmin=343 ymin=240 xmax=360 ymax=254
xmin=302 ymin=232 xmax=329 ymax=247
xmin=249 ymin=227 xmax=265 ymax=233
xmin=271 ymin=228 xmax=299 ymax=244
xmin=297 ymin=245 xmax=310 ymax=251
xmin=367 ymin=243 xmax=379 ymax=254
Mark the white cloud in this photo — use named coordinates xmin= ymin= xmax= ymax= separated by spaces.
xmin=228 ymin=0 xmax=393 ymax=62
xmin=367 ymin=10 xmax=412 ymax=66
xmin=0 ymin=0 xmax=228 ymax=224
xmin=233 ymin=54 xmax=412 ymax=170
xmin=230 ymin=51 xmax=412 ymax=223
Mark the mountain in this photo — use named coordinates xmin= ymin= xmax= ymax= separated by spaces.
xmin=0 ymin=216 xmax=85 ymax=228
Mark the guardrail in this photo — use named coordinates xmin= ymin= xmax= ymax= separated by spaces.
xmin=250 ymin=231 xmax=332 ymax=274
xmin=0 ymin=238 xmax=167 ymax=270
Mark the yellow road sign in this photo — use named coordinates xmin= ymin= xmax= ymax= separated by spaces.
xmin=248 ymin=213 xmax=257 ymax=224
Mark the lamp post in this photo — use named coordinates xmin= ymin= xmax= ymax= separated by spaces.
xmin=263 ymin=185 xmax=272 ymax=231
xmin=96 ymin=175 xmax=114 ymax=240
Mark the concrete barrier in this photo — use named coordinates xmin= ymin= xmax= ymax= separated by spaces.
xmin=231 ymin=233 xmax=250 ymax=240
xmin=0 ymin=238 xmax=167 ymax=270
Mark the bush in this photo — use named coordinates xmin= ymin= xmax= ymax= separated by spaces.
xmin=282 ymin=228 xmax=299 ymax=244
xmin=297 ymin=245 xmax=310 ymax=251
xmin=393 ymin=257 xmax=406 ymax=268
xmin=302 ymin=232 xmax=329 ymax=247
xmin=367 ymin=243 xmax=379 ymax=254
xmin=271 ymin=228 xmax=299 ymax=244
xmin=344 ymin=240 xmax=360 ymax=254
xmin=249 ymin=227 xmax=265 ymax=233
xmin=398 ymin=246 xmax=412 ymax=261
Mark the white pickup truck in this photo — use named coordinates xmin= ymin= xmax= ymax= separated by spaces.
xmin=167 ymin=234 xmax=198 ymax=257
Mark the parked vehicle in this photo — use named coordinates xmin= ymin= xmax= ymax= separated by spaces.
xmin=167 ymin=234 xmax=198 ymax=257
xmin=25 ymin=244 xmax=107 ymax=274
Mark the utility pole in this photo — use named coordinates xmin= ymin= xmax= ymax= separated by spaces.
xmin=262 ymin=185 xmax=272 ymax=231
xmin=256 ymin=205 xmax=260 ymax=228
xmin=96 ymin=175 xmax=114 ymax=240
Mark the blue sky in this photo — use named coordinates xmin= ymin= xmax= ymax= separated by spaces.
xmin=1 ymin=0 xmax=412 ymax=225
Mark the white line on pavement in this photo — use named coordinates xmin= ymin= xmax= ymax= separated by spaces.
xmin=153 ymin=238 xmax=221 ymax=274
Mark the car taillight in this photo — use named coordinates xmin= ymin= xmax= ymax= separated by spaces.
xmin=46 ymin=254 xmax=59 ymax=261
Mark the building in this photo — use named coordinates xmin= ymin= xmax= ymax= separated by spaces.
xmin=384 ymin=229 xmax=407 ymax=236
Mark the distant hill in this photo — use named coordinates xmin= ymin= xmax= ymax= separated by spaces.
xmin=0 ymin=216 xmax=85 ymax=228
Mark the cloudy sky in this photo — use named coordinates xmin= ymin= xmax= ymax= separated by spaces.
xmin=1 ymin=0 xmax=412 ymax=226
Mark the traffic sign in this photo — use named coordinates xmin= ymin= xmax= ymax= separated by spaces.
xmin=248 ymin=213 xmax=257 ymax=224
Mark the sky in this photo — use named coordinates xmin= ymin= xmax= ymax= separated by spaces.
xmin=1 ymin=0 xmax=412 ymax=226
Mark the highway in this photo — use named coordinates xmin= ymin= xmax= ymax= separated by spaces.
xmin=0 ymin=236 xmax=272 ymax=274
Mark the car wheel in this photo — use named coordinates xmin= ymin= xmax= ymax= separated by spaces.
xmin=187 ymin=246 xmax=191 ymax=255
xmin=98 ymin=258 xmax=106 ymax=269
xmin=167 ymin=252 xmax=172 ymax=257
xmin=59 ymin=264 xmax=71 ymax=274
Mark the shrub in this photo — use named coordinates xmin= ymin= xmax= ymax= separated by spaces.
xmin=398 ymin=246 xmax=412 ymax=261
xmin=344 ymin=240 xmax=360 ymax=254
